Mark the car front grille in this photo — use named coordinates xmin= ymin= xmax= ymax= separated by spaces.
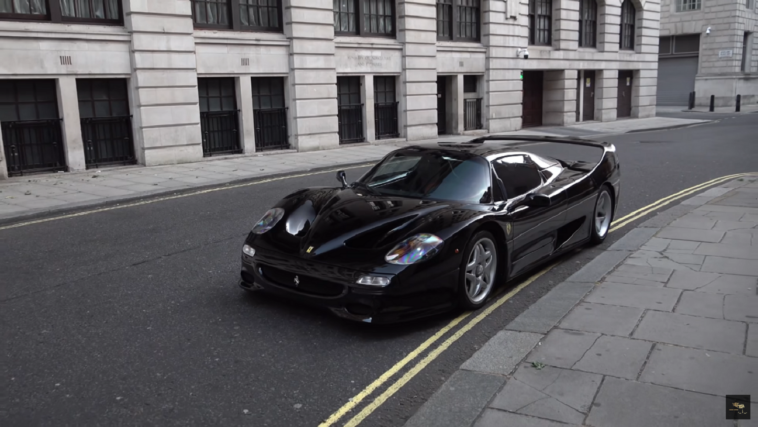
xmin=260 ymin=265 xmax=345 ymax=297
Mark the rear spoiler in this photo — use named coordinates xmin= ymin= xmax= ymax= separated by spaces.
xmin=461 ymin=135 xmax=615 ymax=151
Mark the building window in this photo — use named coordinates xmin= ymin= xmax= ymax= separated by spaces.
xmin=334 ymin=0 xmax=395 ymax=36
xmin=619 ymin=0 xmax=636 ymax=51
xmin=374 ymin=76 xmax=398 ymax=140
xmin=198 ymin=78 xmax=241 ymax=156
xmin=436 ymin=0 xmax=480 ymax=42
xmin=528 ymin=0 xmax=552 ymax=46
xmin=748 ymin=0 xmax=755 ymax=10
xmin=0 ymin=0 xmax=123 ymax=23
xmin=251 ymin=77 xmax=288 ymax=151
xmin=676 ymin=0 xmax=701 ymax=12
xmin=578 ymin=0 xmax=597 ymax=48
xmin=76 ymin=79 xmax=135 ymax=168
xmin=742 ymin=32 xmax=753 ymax=72
xmin=191 ymin=0 xmax=281 ymax=31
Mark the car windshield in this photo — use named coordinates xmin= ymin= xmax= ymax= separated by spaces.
xmin=358 ymin=150 xmax=492 ymax=204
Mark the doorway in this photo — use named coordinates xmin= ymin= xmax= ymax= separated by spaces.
xmin=437 ymin=76 xmax=447 ymax=135
xmin=583 ymin=71 xmax=596 ymax=121
xmin=617 ymin=71 xmax=633 ymax=118
xmin=522 ymin=71 xmax=543 ymax=128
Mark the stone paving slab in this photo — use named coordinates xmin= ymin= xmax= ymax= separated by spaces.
xmin=572 ymin=335 xmax=653 ymax=380
xmin=584 ymin=282 xmax=681 ymax=311
xmin=527 ymin=329 xmax=601 ymax=369
xmin=702 ymin=256 xmax=758 ymax=276
xmin=460 ymin=330 xmax=543 ymax=375
xmin=695 ymin=242 xmax=758 ymax=259
xmin=505 ymin=281 xmax=595 ymax=334
xmin=723 ymin=294 xmax=758 ymax=323
xmin=585 ymin=377 xmax=733 ymax=427
xmin=674 ymin=291 xmax=725 ymax=319
xmin=639 ymin=344 xmax=758 ymax=401
xmin=748 ymin=324 xmax=758 ymax=358
xmin=656 ymin=227 xmax=726 ymax=243
xmin=559 ymin=302 xmax=643 ymax=336
xmin=633 ymin=310 xmax=746 ymax=353
xmin=474 ymin=409 xmax=578 ymax=427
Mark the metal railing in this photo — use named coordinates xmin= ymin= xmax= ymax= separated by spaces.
xmin=254 ymin=108 xmax=289 ymax=151
xmin=338 ymin=104 xmax=364 ymax=144
xmin=81 ymin=116 xmax=136 ymax=169
xmin=464 ymin=98 xmax=483 ymax=131
xmin=1 ymin=119 xmax=67 ymax=176
xmin=200 ymin=110 xmax=241 ymax=157
xmin=374 ymin=102 xmax=399 ymax=140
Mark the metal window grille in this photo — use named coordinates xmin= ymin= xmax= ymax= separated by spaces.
xmin=457 ymin=0 xmax=479 ymax=41
xmin=60 ymin=0 xmax=120 ymax=22
xmin=528 ymin=0 xmax=552 ymax=46
xmin=437 ymin=0 xmax=453 ymax=40
xmin=676 ymin=0 xmax=701 ymax=12
xmin=437 ymin=0 xmax=479 ymax=41
xmin=579 ymin=0 xmax=597 ymax=48
xmin=620 ymin=0 xmax=636 ymax=50
xmin=334 ymin=0 xmax=357 ymax=34
xmin=464 ymin=98 xmax=482 ymax=131
xmin=191 ymin=0 xmax=230 ymax=27
xmin=363 ymin=0 xmax=393 ymax=35
xmin=0 ymin=0 xmax=47 ymax=18
xmin=81 ymin=116 xmax=135 ymax=168
xmin=239 ymin=0 xmax=280 ymax=30
xmin=2 ymin=119 xmax=66 ymax=176
xmin=199 ymin=78 xmax=240 ymax=156
xmin=337 ymin=77 xmax=364 ymax=144
xmin=252 ymin=77 xmax=288 ymax=151
xmin=374 ymin=76 xmax=397 ymax=139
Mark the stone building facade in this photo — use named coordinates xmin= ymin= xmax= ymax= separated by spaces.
xmin=658 ymin=0 xmax=758 ymax=107
xmin=0 ymin=0 xmax=659 ymax=179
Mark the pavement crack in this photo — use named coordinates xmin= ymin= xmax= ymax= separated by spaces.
xmin=571 ymin=334 xmax=601 ymax=369
xmin=0 ymin=233 xmax=247 ymax=304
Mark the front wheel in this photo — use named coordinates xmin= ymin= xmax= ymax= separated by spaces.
xmin=457 ymin=231 xmax=498 ymax=310
xmin=590 ymin=186 xmax=613 ymax=244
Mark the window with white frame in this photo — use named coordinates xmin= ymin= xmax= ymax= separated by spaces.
xmin=676 ymin=0 xmax=701 ymax=12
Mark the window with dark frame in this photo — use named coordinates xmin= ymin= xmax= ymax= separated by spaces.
xmin=374 ymin=76 xmax=398 ymax=140
xmin=436 ymin=0 xmax=480 ymax=42
xmin=0 ymin=79 xmax=59 ymax=122
xmin=463 ymin=75 xmax=477 ymax=93
xmin=198 ymin=78 xmax=241 ymax=156
xmin=337 ymin=76 xmax=364 ymax=144
xmin=619 ymin=0 xmax=636 ymax=50
xmin=579 ymin=0 xmax=597 ymax=48
xmin=191 ymin=0 xmax=282 ymax=31
xmin=0 ymin=0 xmax=123 ymax=24
xmin=528 ymin=0 xmax=552 ymax=46
xmin=333 ymin=0 xmax=395 ymax=36
xmin=251 ymin=77 xmax=288 ymax=151
xmin=76 ymin=79 xmax=129 ymax=119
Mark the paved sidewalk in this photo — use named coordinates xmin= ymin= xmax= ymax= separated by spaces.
xmin=657 ymin=104 xmax=758 ymax=114
xmin=0 ymin=117 xmax=707 ymax=223
xmin=405 ymin=176 xmax=758 ymax=427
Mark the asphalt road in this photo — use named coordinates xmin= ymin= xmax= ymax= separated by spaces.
xmin=1 ymin=112 xmax=756 ymax=427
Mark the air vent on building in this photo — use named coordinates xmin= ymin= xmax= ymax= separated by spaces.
xmin=241 ymin=58 xmax=250 ymax=66
xmin=60 ymin=56 xmax=72 ymax=65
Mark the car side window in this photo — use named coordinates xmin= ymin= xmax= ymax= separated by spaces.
xmin=492 ymin=155 xmax=543 ymax=199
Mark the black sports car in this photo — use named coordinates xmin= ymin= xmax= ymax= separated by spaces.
xmin=239 ymin=136 xmax=620 ymax=323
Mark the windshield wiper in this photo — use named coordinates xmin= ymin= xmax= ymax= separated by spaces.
xmin=351 ymin=181 xmax=378 ymax=195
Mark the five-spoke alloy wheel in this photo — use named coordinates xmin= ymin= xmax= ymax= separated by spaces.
xmin=591 ymin=186 xmax=613 ymax=244
xmin=458 ymin=231 xmax=498 ymax=309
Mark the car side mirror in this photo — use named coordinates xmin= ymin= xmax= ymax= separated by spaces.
xmin=524 ymin=193 xmax=551 ymax=208
xmin=336 ymin=170 xmax=348 ymax=189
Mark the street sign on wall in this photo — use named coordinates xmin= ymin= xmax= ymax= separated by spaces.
xmin=719 ymin=50 xmax=734 ymax=58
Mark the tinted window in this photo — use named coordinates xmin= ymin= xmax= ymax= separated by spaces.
xmin=360 ymin=151 xmax=491 ymax=204
xmin=493 ymin=155 xmax=543 ymax=199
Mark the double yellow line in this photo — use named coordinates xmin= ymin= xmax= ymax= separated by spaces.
xmin=320 ymin=172 xmax=755 ymax=427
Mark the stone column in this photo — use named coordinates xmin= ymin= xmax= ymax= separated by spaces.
xmin=596 ymin=69 xmax=618 ymax=122
xmin=598 ymin=0 xmax=621 ymax=53
xmin=453 ymin=75 xmax=464 ymax=134
xmin=0 ymin=126 xmax=7 ymax=179
xmin=635 ymin=0 xmax=660 ymax=56
xmin=57 ymin=76 xmax=86 ymax=171
xmin=543 ymin=70 xmax=578 ymax=125
xmin=124 ymin=0 xmax=202 ymax=166
xmin=633 ymin=69 xmax=657 ymax=117
xmin=483 ymin=0 xmax=523 ymax=132
xmin=236 ymin=76 xmax=256 ymax=154
xmin=284 ymin=0 xmax=339 ymax=151
xmin=398 ymin=0 xmax=438 ymax=141
xmin=362 ymin=75 xmax=376 ymax=142
xmin=554 ymin=0 xmax=579 ymax=51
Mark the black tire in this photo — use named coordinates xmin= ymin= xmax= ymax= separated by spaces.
xmin=590 ymin=185 xmax=614 ymax=245
xmin=457 ymin=230 xmax=499 ymax=310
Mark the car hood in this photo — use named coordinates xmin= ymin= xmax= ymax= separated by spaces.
xmin=256 ymin=187 xmax=481 ymax=262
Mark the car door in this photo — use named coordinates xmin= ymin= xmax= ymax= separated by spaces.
xmin=493 ymin=155 xmax=567 ymax=277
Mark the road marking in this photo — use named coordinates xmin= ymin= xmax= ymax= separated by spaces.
xmin=325 ymin=172 xmax=755 ymax=427
xmin=0 ymin=164 xmax=375 ymax=232
xmin=342 ymin=264 xmax=556 ymax=427
xmin=317 ymin=312 xmax=471 ymax=427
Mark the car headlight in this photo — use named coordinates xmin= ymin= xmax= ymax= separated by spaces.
xmin=385 ymin=234 xmax=444 ymax=265
xmin=252 ymin=208 xmax=285 ymax=234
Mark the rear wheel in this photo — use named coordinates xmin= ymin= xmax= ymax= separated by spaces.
xmin=458 ymin=231 xmax=498 ymax=310
xmin=590 ymin=186 xmax=613 ymax=244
